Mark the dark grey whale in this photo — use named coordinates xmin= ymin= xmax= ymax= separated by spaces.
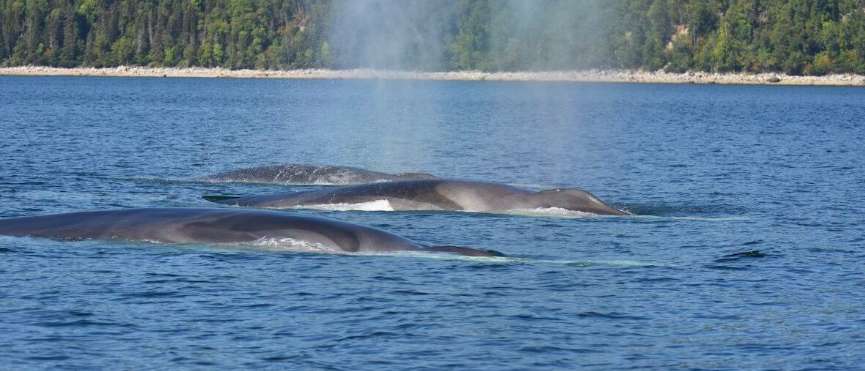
xmin=205 ymin=179 xmax=629 ymax=215
xmin=0 ymin=208 xmax=500 ymax=257
xmin=201 ymin=164 xmax=438 ymax=185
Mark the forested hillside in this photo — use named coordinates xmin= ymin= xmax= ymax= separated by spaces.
xmin=2 ymin=0 xmax=864 ymax=75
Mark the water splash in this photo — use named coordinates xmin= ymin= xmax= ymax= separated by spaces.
xmin=295 ymin=199 xmax=395 ymax=212
xmin=503 ymin=207 xmax=596 ymax=218
xmin=234 ymin=237 xmax=341 ymax=254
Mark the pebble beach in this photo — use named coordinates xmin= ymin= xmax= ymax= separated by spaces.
xmin=2 ymin=65 xmax=865 ymax=86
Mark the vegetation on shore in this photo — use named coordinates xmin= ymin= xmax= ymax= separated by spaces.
xmin=2 ymin=0 xmax=864 ymax=75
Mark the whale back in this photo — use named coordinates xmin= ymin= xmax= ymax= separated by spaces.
xmin=279 ymin=179 xmax=529 ymax=211
xmin=531 ymin=189 xmax=628 ymax=215
xmin=203 ymin=164 xmax=437 ymax=185
xmin=434 ymin=180 xmax=531 ymax=211
xmin=203 ymin=179 xmax=626 ymax=215
xmin=393 ymin=172 xmax=439 ymax=180
xmin=206 ymin=180 xmax=628 ymax=215
xmin=0 ymin=208 xmax=503 ymax=256
xmin=219 ymin=180 xmax=463 ymax=210
xmin=0 ymin=208 xmax=424 ymax=252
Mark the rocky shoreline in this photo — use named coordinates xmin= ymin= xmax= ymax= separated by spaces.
xmin=2 ymin=65 xmax=864 ymax=86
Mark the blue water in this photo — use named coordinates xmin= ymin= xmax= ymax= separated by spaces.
xmin=1 ymin=76 xmax=864 ymax=370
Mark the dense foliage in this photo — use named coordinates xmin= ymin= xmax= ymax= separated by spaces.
xmin=2 ymin=0 xmax=864 ymax=74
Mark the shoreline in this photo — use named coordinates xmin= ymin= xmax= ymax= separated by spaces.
xmin=2 ymin=66 xmax=864 ymax=86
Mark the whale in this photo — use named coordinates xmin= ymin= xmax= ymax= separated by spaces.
xmin=0 ymin=208 xmax=501 ymax=257
xmin=200 ymin=164 xmax=438 ymax=185
xmin=204 ymin=179 xmax=629 ymax=215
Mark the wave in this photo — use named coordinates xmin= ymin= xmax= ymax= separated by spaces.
xmin=617 ymin=202 xmax=746 ymax=216
xmin=5 ymin=235 xmax=671 ymax=268
xmin=627 ymin=214 xmax=750 ymax=222
xmin=208 ymin=239 xmax=673 ymax=267
xmin=355 ymin=251 xmax=673 ymax=267
xmin=115 ymin=176 xmax=196 ymax=184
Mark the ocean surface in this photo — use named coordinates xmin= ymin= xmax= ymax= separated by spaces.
xmin=1 ymin=76 xmax=863 ymax=370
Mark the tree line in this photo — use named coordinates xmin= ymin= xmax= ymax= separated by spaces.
xmin=2 ymin=0 xmax=864 ymax=75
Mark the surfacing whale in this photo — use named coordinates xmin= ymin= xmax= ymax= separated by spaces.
xmin=0 ymin=208 xmax=500 ymax=257
xmin=201 ymin=164 xmax=438 ymax=185
xmin=205 ymin=179 xmax=629 ymax=215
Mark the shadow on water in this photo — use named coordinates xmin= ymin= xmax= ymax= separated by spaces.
xmin=703 ymin=250 xmax=769 ymax=271
xmin=714 ymin=250 xmax=767 ymax=262
xmin=616 ymin=202 xmax=750 ymax=221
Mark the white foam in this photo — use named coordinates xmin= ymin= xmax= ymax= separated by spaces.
xmin=238 ymin=237 xmax=342 ymax=254
xmin=503 ymin=207 xmax=596 ymax=218
xmin=310 ymin=179 xmax=340 ymax=185
xmin=296 ymin=199 xmax=395 ymax=212
xmin=506 ymin=183 xmax=558 ymax=190
xmin=290 ymin=204 xmax=606 ymax=217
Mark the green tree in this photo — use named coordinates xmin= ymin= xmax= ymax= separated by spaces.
xmin=643 ymin=0 xmax=671 ymax=71
xmin=0 ymin=0 xmax=864 ymax=74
